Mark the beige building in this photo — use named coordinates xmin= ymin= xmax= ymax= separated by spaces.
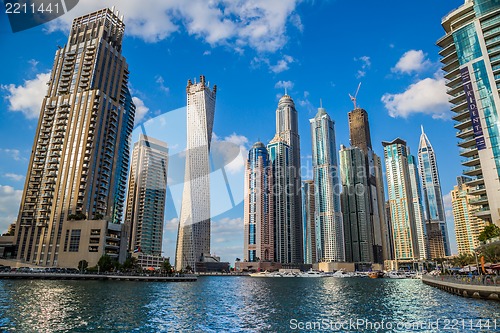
xmin=14 ymin=8 xmax=135 ymax=267
xmin=452 ymin=176 xmax=487 ymax=255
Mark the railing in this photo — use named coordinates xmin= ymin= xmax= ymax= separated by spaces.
xmin=428 ymin=274 xmax=500 ymax=286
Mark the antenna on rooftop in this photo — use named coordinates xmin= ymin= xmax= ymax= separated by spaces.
xmin=348 ymin=82 xmax=362 ymax=109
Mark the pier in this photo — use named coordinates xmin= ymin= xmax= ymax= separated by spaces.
xmin=422 ymin=275 xmax=500 ymax=301
xmin=0 ymin=272 xmax=197 ymax=282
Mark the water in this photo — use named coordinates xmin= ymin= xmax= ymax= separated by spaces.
xmin=0 ymin=277 xmax=499 ymax=332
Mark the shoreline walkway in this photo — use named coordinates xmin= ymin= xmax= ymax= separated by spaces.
xmin=422 ymin=274 xmax=500 ymax=301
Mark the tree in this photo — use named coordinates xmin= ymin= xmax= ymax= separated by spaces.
xmin=78 ymin=260 xmax=88 ymax=272
xmin=122 ymin=256 xmax=139 ymax=271
xmin=451 ymin=253 xmax=474 ymax=267
xmin=185 ymin=265 xmax=192 ymax=273
xmin=478 ymin=224 xmax=500 ymax=242
xmin=97 ymin=254 xmax=114 ymax=272
xmin=478 ymin=243 xmax=500 ymax=263
xmin=162 ymin=259 xmax=173 ymax=274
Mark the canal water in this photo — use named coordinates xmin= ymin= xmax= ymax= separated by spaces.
xmin=0 ymin=276 xmax=499 ymax=332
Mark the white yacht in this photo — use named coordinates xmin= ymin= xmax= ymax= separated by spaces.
xmin=331 ymin=269 xmax=353 ymax=278
xmin=298 ymin=269 xmax=326 ymax=278
xmin=386 ymin=271 xmax=406 ymax=279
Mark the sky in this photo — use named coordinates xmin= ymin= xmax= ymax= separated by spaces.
xmin=0 ymin=0 xmax=466 ymax=263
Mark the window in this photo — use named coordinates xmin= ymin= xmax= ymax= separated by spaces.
xmin=69 ymin=229 xmax=81 ymax=252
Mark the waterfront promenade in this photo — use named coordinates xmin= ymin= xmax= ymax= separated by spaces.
xmin=422 ymin=274 xmax=500 ymax=300
xmin=0 ymin=272 xmax=197 ymax=282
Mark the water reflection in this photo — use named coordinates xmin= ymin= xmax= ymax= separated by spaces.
xmin=1 ymin=277 xmax=499 ymax=332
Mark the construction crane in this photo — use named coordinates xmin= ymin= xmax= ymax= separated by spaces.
xmin=348 ymin=82 xmax=362 ymax=109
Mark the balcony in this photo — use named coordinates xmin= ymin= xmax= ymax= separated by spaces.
xmin=463 ymin=165 xmax=483 ymax=176
xmin=469 ymin=195 xmax=489 ymax=205
xmin=458 ymin=136 xmax=477 ymax=148
xmin=460 ymin=145 xmax=478 ymax=158
xmin=465 ymin=175 xmax=484 ymax=187
xmin=462 ymin=154 xmax=480 ymax=167
xmin=469 ymin=185 xmax=486 ymax=196
xmin=452 ymin=109 xmax=469 ymax=122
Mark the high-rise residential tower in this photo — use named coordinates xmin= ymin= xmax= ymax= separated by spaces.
xmin=452 ymin=176 xmax=488 ymax=255
xmin=439 ymin=1 xmax=500 ymax=228
xmin=383 ymin=139 xmax=421 ymax=261
xmin=302 ymin=180 xmax=316 ymax=264
xmin=243 ymin=142 xmax=274 ymax=262
xmin=268 ymin=136 xmax=294 ymax=263
xmin=175 ymin=76 xmax=216 ymax=272
xmin=340 ymin=145 xmax=373 ymax=267
xmin=408 ymin=155 xmax=429 ymax=260
xmin=310 ymin=107 xmax=344 ymax=262
xmin=14 ymin=8 xmax=135 ymax=267
xmin=125 ymin=134 xmax=168 ymax=256
xmin=345 ymin=107 xmax=391 ymax=265
xmin=418 ymin=127 xmax=449 ymax=258
xmin=274 ymin=94 xmax=303 ymax=263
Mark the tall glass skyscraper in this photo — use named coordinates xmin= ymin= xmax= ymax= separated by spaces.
xmin=344 ymin=107 xmax=391 ymax=265
xmin=439 ymin=0 xmax=500 ymax=228
xmin=175 ymin=76 xmax=216 ymax=271
xmin=383 ymin=139 xmax=422 ymax=261
xmin=418 ymin=127 xmax=449 ymax=257
xmin=310 ymin=107 xmax=344 ymax=262
xmin=268 ymin=136 xmax=294 ymax=263
xmin=340 ymin=145 xmax=373 ymax=267
xmin=125 ymin=134 xmax=168 ymax=256
xmin=302 ymin=180 xmax=316 ymax=264
xmin=14 ymin=8 xmax=135 ymax=267
xmin=407 ymin=155 xmax=429 ymax=260
xmin=274 ymin=94 xmax=303 ymax=263
xmin=243 ymin=142 xmax=274 ymax=262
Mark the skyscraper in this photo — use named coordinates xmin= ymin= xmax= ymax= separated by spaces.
xmin=408 ymin=154 xmax=429 ymax=260
xmin=243 ymin=142 xmax=274 ymax=262
xmin=340 ymin=145 xmax=373 ymax=267
xmin=274 ymin=94 xmax=303 ymax=263
xmin=268 ymin=136 xmax=294 ymax=263
xmin=345 ymin=107 xmax=391 ymax=265
xmin=439 ymin=1 xmax=500 ymax=228
xmin=310 ymin=107 xmax=344 ymax=262
xmin=125 ymin=134 xmax=168 ymax=256
xmin=452 ymin=176 xmax=488 ymax=255
xmin=14 ymin=8 xmax=135 ymax=267
xmin=418 ymin=127 xmax=449 ymax=257
xmin=383 ymin=139 xmax=421 ymax=261
xmin=175 ymin=76 xmax=216 ymax=272
xmin=302 ymin=180 xmax=316 ymax=264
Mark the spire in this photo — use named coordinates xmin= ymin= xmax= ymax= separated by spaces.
xmin=320 ymin=98 xmax=323 ymax=108
xmin=421 ymin=124 xmax=424 ymax=135
xmin=418 ymin=125 xmax=433 ymax=151
xmin=285 ymin=87 xmax=288 ymax=96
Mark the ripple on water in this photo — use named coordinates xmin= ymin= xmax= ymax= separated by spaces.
xmin=0 ymin=277 xmax=499 ymax=332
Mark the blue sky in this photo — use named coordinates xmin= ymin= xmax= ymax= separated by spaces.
xmin=0 ymin=0 xmax=465 ymax=262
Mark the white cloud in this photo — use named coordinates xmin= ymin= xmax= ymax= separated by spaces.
xmin=270 ymin=55 xmax=294 ymax=73
xmin=0 ymin=185 xmax=22 ymax=234
xmin=155 ymin=76 xmax=170 ymax=94
xmin=4 ymin=173 xmax=24 ymax=182
xmin=0 ymin=149 xmax=23 ymax=161
xmin=274 ymin=80 xmax=294 ymax=90
xmin=392 ymin=49 xmax=432 ymax=75
xmin=45 ymin=0 xmax=302 ymax=53
xmin=132 ymin=97 xmax=150 ymax=125
xmin=1 ymin=72 xmax=50 ymax=119
xmin=381 ymin=73 xmax=450 ymax=119
xmin=203 ymin=50 xmax=211 ymax=56
xmin=297 ymin=90 xmax=315 ymax=114
xmin=213 ymin=133 xmax=249 ymax=175
xmin=354 ymin=56 xmax=371 ymax=79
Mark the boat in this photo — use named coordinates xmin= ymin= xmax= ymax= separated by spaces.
xmin=331 ymin=269 xmax=353 ymax=278
xmin=298 ymin=269 xmax=326 ymax=278
xmin=249 ymin=271 xmax=269 ymax=277
xmin=368 ymin=271 xmax=383 ymax=279
xmin=386 ymin=271 xmax=406 ymax=279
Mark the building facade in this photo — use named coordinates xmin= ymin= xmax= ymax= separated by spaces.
xmin=346 ymin=107 xmax=391 ymax=264
xmin=340 ymin=145 xmax=373 ymax=267
xmin=125 ymin=134 xmax=168 ymax=256
xmin=383 ymin=139 xmax=421 ymax=261
xmin=274 ymin=94 xmax=303 ymax=263
xmin=310 ymin=107 xmax=344 ymax=262
xmin=14 ymin=9 xmax=135 ymax=267
xmin=407 ymin=154 xmax=429 ymax=260
xmin=302 ymin=180 xmax=316 ymax=264
xmin=418 ymin=127 xmax=450 ymax=257
xmin=243 ymin=142 xmax=274 ymax=262
xmin=175 ymin=76 xmax=216 ymax=271
xmin=268 ymin=136 xmax=294 ymax=263
xmin=452 ymin=176 xmax=488 ymax=254
xmin=439 ymin=0 xmax=500 ymax=228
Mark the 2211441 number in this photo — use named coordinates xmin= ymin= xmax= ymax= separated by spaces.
xmin=5 ymin=2 xmax=60 ymax=14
